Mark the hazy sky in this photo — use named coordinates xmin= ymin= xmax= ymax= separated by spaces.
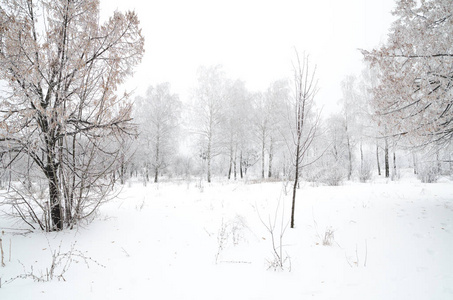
xmin=100 ymin=0 xmax=396 ymax=114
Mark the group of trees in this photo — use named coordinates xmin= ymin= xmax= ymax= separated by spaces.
xmin=0 ymin=0 xmax=451 ymax=231
xmin=127 ymin=65 xmax=293 ymax=185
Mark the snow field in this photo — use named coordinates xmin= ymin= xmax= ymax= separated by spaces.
xmin=1 ymin=175 xmax=452 ymax=299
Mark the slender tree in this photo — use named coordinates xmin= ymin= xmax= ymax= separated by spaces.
xmin=192 ymin=65 xmax=227 ymax=183
xmin=289 ymin=52 xmax=320 ymax=229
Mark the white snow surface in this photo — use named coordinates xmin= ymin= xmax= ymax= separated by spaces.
xmin=1 ymin=172 xmax=453 ymax=299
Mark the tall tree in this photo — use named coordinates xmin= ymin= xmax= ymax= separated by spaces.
xmin=265 ymin=80 xmax=289 ymax=178
xmin=134 ymin=83 xmax=181 ymax=183
xmin=222 ymin=79 xmax=251 ymax=180
xmin=0 ymin=0 xmax=144 ymax=230
xmin=362 ymin=0 xmax=453 ymax=147
xmin=192 ymin=65 xmax=227 ymax=183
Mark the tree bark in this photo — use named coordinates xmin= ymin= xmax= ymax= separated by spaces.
xmin=360 ymin=141 xmax=364 ymax=174
xmin=233 ymin=149 xmax=237 ymax=180
xmin=261 ymin=133 xmax=265 ymax=179
xmin=291 ymin=145 xmax=300 ymax=229
xmin=46 ymin=164 xmax=63 ymax=231
xmin=207 ymin=137 xmax=212 ymax=183
xmin=240 ymin=151 xmax=243 ymax=179
xmin=392 ymin=150 xmax=397 ymax=180
xmin=376 ymin=141 xmax=381 ymax=176
xmin=384 ymin=138 xmax=389 ymax=178
xmin=227 ymin=146 xmax=233 ymax=180
xmin=268 ymin=136 xmax=273 ymax=178
xmin=346 ymin=133 xmax=352 ymax=180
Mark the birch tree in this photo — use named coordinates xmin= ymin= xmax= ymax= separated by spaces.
xmin=192 ymin=65 xmax=227 ymax=183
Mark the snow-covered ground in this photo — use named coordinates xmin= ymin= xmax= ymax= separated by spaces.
xmin=1 ymin=172 xmax=453 ymax=299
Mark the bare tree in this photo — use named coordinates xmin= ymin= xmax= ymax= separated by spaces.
xmin=222 ymin=80 xmax=251 ymax=180
xmin=288 ymin=52 xmax=321 ymax=229
xmin=192 ymin=65 xmax=227 ymax=183
xmin=0 ymin=0 xmax=144 ymax=230
xmin=134 ymin=83 xmax=181 ymax=183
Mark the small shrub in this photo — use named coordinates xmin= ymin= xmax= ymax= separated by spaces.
xmin=319 ymin=167 xmax=345 ymax=186
xmin=417 ymin=165 xmax=439 ymax=183
xmin=359 ymin=163 xmax=372 ymax=183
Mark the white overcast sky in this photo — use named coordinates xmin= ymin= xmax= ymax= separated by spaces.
xmin=100 ymin=0 xmax=396 ymax=114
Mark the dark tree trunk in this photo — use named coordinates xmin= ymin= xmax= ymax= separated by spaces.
xmin=392 ymin=150 xmax=397 ymax=179
xmin=376 ymin=141 xmax=381 ymax=176
xmin=261 ymin=136 xmax=265 ymax=179
xmin=154 ymin=168 xmax=158 ymax=183
xmin=46 ymin=164 xmax=63 ymax=231
xmin=413 ymin=153 xmax=418 ymax=175
xmin=291 ymin=144 xmax=300 ymax=229
xmin=227 ymin=148 xmax=232 ymax=180
xmin=239 ymin=151 xmax=243 ymax=179
xmin=268 ymin=137 xmax=273 ymax=178
xmin=233 ymin=150 xmax=237 ymax=180
xmin=120 ymin=157 xmax=125 ymax=185
xmin=384 ymin=138 xmax=389 ymax=178
xmin=437 ymin=151 xmax=441 ymax=174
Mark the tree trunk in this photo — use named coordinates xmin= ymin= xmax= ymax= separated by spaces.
xmin=240 ymin=151 xmax=243 ymax=179
xmin=233 ymin=149 xmax=237 ymax=180
xmin=120 ymin=153 xmax=125 ymax=185
xmin=346 ymin=134 xmax=352 ymax=180
xmin=207 ymin=138 xmax=212 ymax=183
xmin=46 ymin=164 xmax=63 ymax=231
xmin=154 ymin=135 xmax=160 ymax=183
xmin=268 ymin=137 xmax=273 ymax=178
xmin=376 ymin=141 xmax=381 ymax=176
xmin=392 ymin=150 xmax=397 ymax=180
xmin=360 ymin=141 xmax=364 ymax=174
xmin=261 ymin=135 xmax=265 ymax=179
xmin=384 ymin=138 xmax=389 ymax=178
xmin=291 ymin=144 xmax=300 ymax=229
xmin=437 ymin=150 xmax=441 ymax=174
xmin=154 ymin=167 xmax=158 ymax=183
xmin=227 ymin=146 xmax=233 ymax=180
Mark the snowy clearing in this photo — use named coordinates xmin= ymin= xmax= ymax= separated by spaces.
xmin=1 ymin=173 xmax=453 ymax=299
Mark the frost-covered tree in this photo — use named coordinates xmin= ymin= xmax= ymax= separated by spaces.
xmin=252 ymin=92 xmax=269 ymax=179
xmin=222 ymin=79 xmax=252 ymax=180
xmin=192 ymin=65 xmax=228 ymax=183
xmin=265 ymin=80 xmax=289 ymax=178
xmin=339 ymin=75 xmax=359 ymax=180
xmin=362 ymin=0 xmax=453 ymax=147
xmin=0 ymin=0 xmax=144 ymax=230
xmin=252 ymin=80 xmax=289 ymax=179
xmin=134 ymin=83 xmax=181 ymax=183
